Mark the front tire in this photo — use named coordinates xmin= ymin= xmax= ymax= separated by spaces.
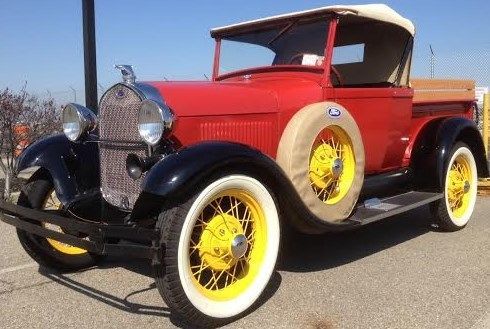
xmin=154 ymin=175 xmax=280 ymax=327
xmin=16 ymin=174 xmax=98 ymax=271
xmin=430 ymin=142 xmax=478 ymax=231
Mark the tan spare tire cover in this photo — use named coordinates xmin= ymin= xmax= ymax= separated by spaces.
xmin=277 ymin=102 xmax=365 ymax=223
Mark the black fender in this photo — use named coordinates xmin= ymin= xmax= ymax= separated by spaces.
xmin=16 ymin=134 xmax=100 ymax=204
xmin=131 ymin=141 xmax=358 ymax=233
xmin=411 ymin=117 xmax=489 ymax=190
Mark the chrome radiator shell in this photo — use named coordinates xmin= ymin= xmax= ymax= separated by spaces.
xmin=98 ymin=84 xmax=147 ymax=209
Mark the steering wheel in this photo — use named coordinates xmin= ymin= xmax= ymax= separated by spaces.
xmin=288 ymin=53 xmax=307 ymax=65
xmin=330 ymin=65 xmax=344 ymax=86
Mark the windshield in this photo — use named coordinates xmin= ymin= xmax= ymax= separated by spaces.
xmin=218 ymin=18 xmax=329 ymax=76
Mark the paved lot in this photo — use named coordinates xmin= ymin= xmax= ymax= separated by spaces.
xmin=0 ymin=199 xmax=489 ymax=329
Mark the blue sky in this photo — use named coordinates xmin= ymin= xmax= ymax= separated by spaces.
xmin=1 ymin=1 xmax=489 ymax=104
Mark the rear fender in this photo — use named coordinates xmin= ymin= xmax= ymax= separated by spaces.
xmin=16 ymin=134 xmax=100 ymax=204
xmin=411 ymin=118 xmax=489 ymax=190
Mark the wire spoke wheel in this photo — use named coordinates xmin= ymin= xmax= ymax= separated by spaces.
xmin=309 ymin=126 xmax=356 ymax=205
xmin=446 ymin=154 xmax=473 ymax=219
xmin=42 ymin=190 xmax=87 ymax=255
xmin=188 ymin=189 xmax=266 ymax=301
xmin=155 ymin=175 xmax=280 ymax=323
xmin=431 ymin=143 xmax=478 ymax=231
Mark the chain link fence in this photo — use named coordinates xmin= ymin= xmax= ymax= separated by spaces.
xmin=413 ymin=45 xmax=490 ymax=132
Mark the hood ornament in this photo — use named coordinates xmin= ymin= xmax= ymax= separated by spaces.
xmin=115 ymin=64 xmax=136 ymax=85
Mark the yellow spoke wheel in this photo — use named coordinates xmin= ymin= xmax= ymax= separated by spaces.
xmin=432 ymin=143 xmax=478 ymax=231
xmin=156 ymin=175 xmax=280 ymax=322
xmin=188 ymin=189 xmax=266 ymax=301
xmin=309 ymin=126 xmax=356 ymax=204
xmin=42 ymin=190 xmax=87 ymax=255
xmin=446 ymin=154 xmax=473 ymax=219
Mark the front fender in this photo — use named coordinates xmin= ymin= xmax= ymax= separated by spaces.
xmin=131 ymin=141 xmax=358 ymax=233
xmin=142 ymin=141 xmax=272 ymax=199
xmin=16 ymin=134 xmax=100 ymax=204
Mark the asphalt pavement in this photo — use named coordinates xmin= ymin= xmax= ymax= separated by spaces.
xmin=0 ymin=199 xmax=489 ymax=329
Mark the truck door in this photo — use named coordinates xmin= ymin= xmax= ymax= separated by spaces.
xmin=328 ymin=21 xmax=414 ymax=174
xmin=333 ymin=87 xmax=413 ymax=173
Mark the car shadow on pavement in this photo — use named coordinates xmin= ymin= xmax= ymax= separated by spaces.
xmin=278 ymin=206 xmax=433 ymax=272
xmin=36 ymin=206 xmax=430 ymax=327
xmin=38 ymin=265 xmax=171 ymax=317
xmin=38 ymin=257 xmax=282 ymax=328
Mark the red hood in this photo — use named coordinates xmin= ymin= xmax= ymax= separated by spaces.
xmin=146 ymin=74 xmax=322 ymax=117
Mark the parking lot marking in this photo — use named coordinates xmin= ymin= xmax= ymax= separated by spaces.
xmin=0 ymin=262 xmax=37 ymax=275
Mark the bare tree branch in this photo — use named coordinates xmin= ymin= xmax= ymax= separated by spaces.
xmin=0 ymin=87 xmax=61 ymax=199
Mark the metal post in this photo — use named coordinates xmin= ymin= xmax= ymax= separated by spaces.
xmin=82 ymin=0 xmax=98 ymax=112
xmin=483 ymin=93 xmax=489 ymax=156
xmin=429 ymin=45 xmax=435 ymax=79
xmin=69 ymin=86 xmax=77 ymax=102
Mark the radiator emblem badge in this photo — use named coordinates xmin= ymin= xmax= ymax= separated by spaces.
xmin=115 ymin=88 xmax=126 ymax=99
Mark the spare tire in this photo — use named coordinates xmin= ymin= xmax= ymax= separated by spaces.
xmin=277 ymin=102 xmax=365 ymax=224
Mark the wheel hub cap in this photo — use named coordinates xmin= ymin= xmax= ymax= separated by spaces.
xmin=331 ymin=158 xmax=344 ymax=178
xmin=230 ymin=234 xmax=248 ymax=259
xmin=198 ymin=213 xmax=247 ymax=271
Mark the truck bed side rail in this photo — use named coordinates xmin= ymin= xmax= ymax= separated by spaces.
xmin=411 ymin=79 xmax=475 ymax=103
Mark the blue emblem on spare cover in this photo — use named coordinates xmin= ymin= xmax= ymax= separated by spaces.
xmin=327 ymin=107 xmax=341 ymax=118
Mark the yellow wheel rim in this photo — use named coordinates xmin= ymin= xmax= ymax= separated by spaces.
xmin=447 ymin=154 xmax=473 ymax=219
xmin=309 ymin=126 xmax=356 ymax=204
xmin=188 ymin=189 xmax=267 ymax=301
xmin=42 ymin=190 xmax=87 ymax=255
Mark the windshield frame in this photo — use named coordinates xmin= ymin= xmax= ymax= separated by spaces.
xmin=212 ymin=16 xmax=337 ymax=84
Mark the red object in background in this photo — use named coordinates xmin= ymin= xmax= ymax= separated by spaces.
xmin=13 ymin=124 xmax=30 ymax=158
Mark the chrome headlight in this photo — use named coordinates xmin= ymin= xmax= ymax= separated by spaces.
xmin=138 ymin=99 xmax=174 ymax=146
xmin=62 ymin=103 xmax=97 ymax=142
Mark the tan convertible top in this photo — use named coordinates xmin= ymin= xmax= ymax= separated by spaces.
xmin=211 ymin=4 xmax=415 ymax=37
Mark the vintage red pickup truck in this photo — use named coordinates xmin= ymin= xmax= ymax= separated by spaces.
xmin=0 ymin=4 xmax=488 ymax=327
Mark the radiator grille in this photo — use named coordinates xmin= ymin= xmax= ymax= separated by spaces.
xmin=98 ymin=85 xmax=146 ymax=209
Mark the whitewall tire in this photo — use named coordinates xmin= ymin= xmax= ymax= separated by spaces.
xmin=154 ymin=174 xmax=280 ymax=326
xmin=431 ymin=143 xmax=478 ymax=231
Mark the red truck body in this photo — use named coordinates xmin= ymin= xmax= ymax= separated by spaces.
xmin=2 ymin=5 xmax=487 ymax=327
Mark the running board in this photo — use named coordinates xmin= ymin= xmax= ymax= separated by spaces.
xmin=348 ymin=191 xmax=443 ymax=225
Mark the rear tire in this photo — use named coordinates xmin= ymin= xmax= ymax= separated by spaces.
xmin=154 ymin=175 xmax=280 ymax=327
xmin=430 ymin=142 xmax=478 ymax=231
xmin=16 ymin=173 xmax=99 ymax=271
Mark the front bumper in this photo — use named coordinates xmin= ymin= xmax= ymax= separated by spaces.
xmin=0 ymin=200 xmax=161 ymax=260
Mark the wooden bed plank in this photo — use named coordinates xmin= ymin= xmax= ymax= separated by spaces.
xmin=411 ymin=79 xmax=475 ymax=103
